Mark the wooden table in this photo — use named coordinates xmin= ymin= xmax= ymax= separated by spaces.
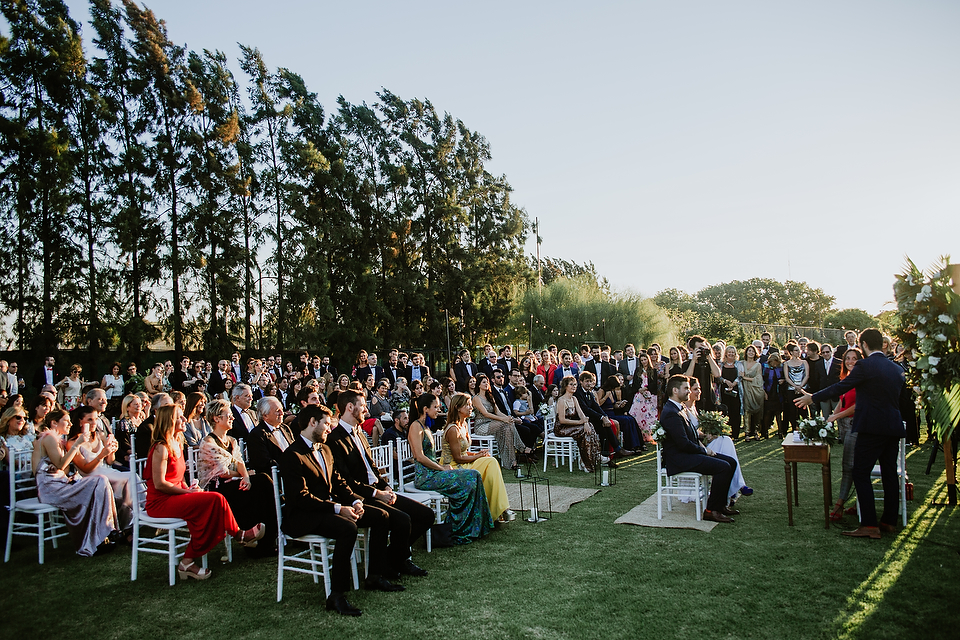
xmin=782 ymin=436 xmax=832 ymax=528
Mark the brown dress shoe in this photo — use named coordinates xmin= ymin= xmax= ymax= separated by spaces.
xmin=841 ymin=526 xmax=881 ymax=539
xmin=719 ymin=506 xmax=740 ymax=516
xmin=703 ymin=510 xmax=734 ymax=523
xmin=878 ymin=522 xmax=897 ymax=534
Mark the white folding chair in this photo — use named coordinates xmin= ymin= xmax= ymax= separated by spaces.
xmin=395 ymin=439 xmax=446 ymax=553
xmin=542 ymin=414 xmax=578 ymax=472
xmin=857 ymin=436 xmax=909 ymax=527
xmin=4 ymin=449 xmax=69 ymax=564
xmin=129 ymin=433 xmax=194 ymax=585
xmin=272 ymin=466 xmax=360 ymax=601
xmin=655 ymin=443 xmax=707 ymax=521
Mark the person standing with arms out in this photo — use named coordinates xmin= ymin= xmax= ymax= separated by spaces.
xmin=795 ymin=329 xmax=905 ymax=539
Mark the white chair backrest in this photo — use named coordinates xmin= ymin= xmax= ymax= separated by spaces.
xmin=544 ymin=413 xmax=556 ymax=436
xmin=8 ymin=449 xmax=36 ymax=504
xmin=395 ymin=439 xmax=416 ymax=492
xmin=270 ymin=466 xmax=284 ymax=536
xmin=185 ymin=446 xmax=200 ymax=485
xmin=129 ymin=433 xmax=147 ymax=523
xmin=369 ymin=444 xmax=394 ymax=488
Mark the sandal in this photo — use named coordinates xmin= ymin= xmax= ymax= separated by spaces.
xmin=178 ymin=560 xmax=212 ymax=581
xmin=235 ymin=523 xmax=266 ymax=548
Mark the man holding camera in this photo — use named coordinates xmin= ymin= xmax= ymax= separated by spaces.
xmin=684 ymin=335 xmax=721 ymax=411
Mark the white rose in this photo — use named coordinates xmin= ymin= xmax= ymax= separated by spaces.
xmin=819 ymin=428 xmax=828 ymax=438
xmin=939 ymin=314 xmax=952 ymax=324
xmin=930 ymin=367 xmax=938 ymax=375
xmin=918 ymin=316 xmax=927 ymax=324
xmin=928 ymin=356 xmax=940 ymax=366
xmin=907 ymin=275 xmax=915 ymax=286
xmin=917 ymin=330 xmax=926 ymax=339
xmin=923 ymin=373 xmax=929 ymax=379
xmin=908 ymin=361 xmax=917 ymax=367
xmin=916 ymin=293 xmax=925 ymax=303
xmin=936 ymin=333 xmax=948 ymax=342
xmin=922 ymin=284 xmax=932 ymax=295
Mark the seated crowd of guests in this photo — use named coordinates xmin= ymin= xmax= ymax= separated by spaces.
xmin=0 ymin=332 xmax=920 ymax=611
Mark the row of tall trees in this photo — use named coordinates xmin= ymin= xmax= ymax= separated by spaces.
xmin=0 ymin=0 xmax=530 ymax=362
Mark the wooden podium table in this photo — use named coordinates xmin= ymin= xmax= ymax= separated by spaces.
xmin=782 ymin=436 xmax=832 ymax=529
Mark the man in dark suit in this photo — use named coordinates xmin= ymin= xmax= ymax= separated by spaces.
xmin=207 ymin=360 xmax=230 ymax=396
xmin=228 ymin=384 xmax=258 ymax=441
xmin=382 ymin=350 xmax=401 ymax=387
xmin=586 ymin=346 xmax=617 ymax=388
xmin=479 ymin=352 xmax=499 ymax=379
xmin=834 ymin=330 xmax=859 ymax=361
xmin=247 ymin=396 xmax=296 ymax=475
xmin=452 ymin=349 xmax=479 ymax=393
xmin=32 ymin=355 xmax=60 ymax=394
xmin=228 ymin=352 xmax=244 ymax=383
xmin=551 ymin=350 xmax=580 ymax=386
xmin=326 ymin=389 xmax=433 ymax=579
xmin=797 ymin=328 xmax=905 ymax=539
xmin=758 ymin=332 xmax=780 ymax=365
xmin=355 ymin=353 xmax=385 ymax=386
xmin=574 ymin=371 xmax=635 ymax=462
xmin=617 ymin=344 xmax=642 ymax=399
xmin=403 ymin=353 xmax=430 ymax=383
xmin=803 ymin=342 xmax=824 ymax=416
xmin=497 ymin=345 xmax=518 ymax=375
xmin=660 ymin=374 xmax=738 ymax=523
xmin=815 ymin=343 xmax=843 ymax=418
xmin=279 ymin=404 xmax=403 ymax=617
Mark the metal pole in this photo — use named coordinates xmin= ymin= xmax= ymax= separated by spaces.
xmin=445 ymin=310 xmax=452 ymax=371
xmin=535 ymin=217 xmax=542 ymax=299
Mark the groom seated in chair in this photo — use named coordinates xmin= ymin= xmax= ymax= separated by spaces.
xmin=660 ymin=375 xmax=739 ymax=524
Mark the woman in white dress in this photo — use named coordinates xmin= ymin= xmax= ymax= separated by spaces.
xmin=56 ymin=364 xmax=85 ymax=411
xmin=100 ymin=362 xmax=125 ymax=419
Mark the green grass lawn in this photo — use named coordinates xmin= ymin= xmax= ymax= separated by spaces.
xmin=4 ymin=437 xmax=956 ymax=640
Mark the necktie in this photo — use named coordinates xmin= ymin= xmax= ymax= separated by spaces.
xmin=351 ymin=429 xmax=378 ymax=484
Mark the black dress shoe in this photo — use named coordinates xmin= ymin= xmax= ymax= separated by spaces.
xmin=326 ymin=594 xmax=362 ymax=616
xmin=364 ymin=576 xmax=405 ymax=592
xmin=703 ymin=510 xmax=735 ymax=523
xmin=400 ymin=560 xmax=428 ymax=577
xmin=719 ymin=506 xmax=740 ymax=516
xmin=94 ymin=540 xmax=117 ymax=556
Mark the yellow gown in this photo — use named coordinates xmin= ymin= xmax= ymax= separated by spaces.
xmin=441 ymin=424 xmax=510 ymax=520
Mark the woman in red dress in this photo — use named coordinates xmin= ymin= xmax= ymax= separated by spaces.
xmin=145 ymin=405 xmax=264 ymax=580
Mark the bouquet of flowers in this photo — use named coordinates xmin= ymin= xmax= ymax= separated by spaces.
xmin=650 ymin=421 xmax=667 ymax=444
xmin=798 ymin=416 xmax=840 ymax=446
xmin=538 ymin=403 xmax=553 ymax=418
xmin=698 ymin=411 xmax=730 ymax=438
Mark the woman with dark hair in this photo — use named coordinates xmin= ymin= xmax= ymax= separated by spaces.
xmin=327 ymin=374 xmax=351 ymax=409
xmin=470 ymin=373 xmax=518 ymax=469
xmin=826 ymin=348 xmax=863 ymax=521
xmin=145 ymin=405 xmax=264 ymax=580
xmin=628 ymin=352 xmax=659 ymax=442
xmin=27 ymin=395 xmax=54 ymax=437
xmin=101 ymin=362 xmax=125 ymax=419
xmin=466 ymin=376 xmax=478 ymax=396
xmin=410 ymin=394 xmax=493 ymax=544
xmin=36 ymin=409 xmax=119 ymax=556
xmin=555 ymin=376 xmax=601 ymax=473
xmin=519 ymin=356 xmax=536 ymax=386
xmin=781 ymin=343 xmax=809 ymax=435
xmin=597 ymin=375 xmax=644 ymax=450
xmin=668 ymin=347 xmax=686 ymax=378
xmin=740 ymin=345 xmax=764 ymax=440
xmin=182 ymin=391 xmax=211 ymax=448
xmin=718 ymin=345 xmax=743 ymax=440
xmin=647 ymin=347 xmax=668 ymax=409
xmin=351 ymin=350 xmax=368 ymax=381
xmin=762 ymin=352 xmax=786 ymax=439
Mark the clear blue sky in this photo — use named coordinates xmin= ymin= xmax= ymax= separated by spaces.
xmin=66 ymin=0 xmax=959 ymax=316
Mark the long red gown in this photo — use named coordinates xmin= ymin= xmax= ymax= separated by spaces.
xmin=145 ymin=443 xmax=239 ymax=558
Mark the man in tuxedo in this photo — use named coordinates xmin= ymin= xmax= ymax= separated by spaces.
xmin=207 ymin=360 xmax=230 ymax=396
xmin=834 ymin=330 xmax=859 ymax=361
xmin=228 ymin=383 xmax=258 ymax=441
xmin=617 ymin=344 xmax=641 ymax=398
xmin=326 ymin=389 xmax=433 ymax=580
xmin=307 ymin=356 xmax=325 ymax=380
xmin=574 ymin=371 xmax=635 ymax=462
xmin=797 ymin=328 xmax=905 ymax=539
xmin=758 ymin=332 xmax=779 ymax=365
xmin=319 ymin=355 xmax=338 ymax=379
xmin=660 ymin=375 xmax=738 ymax=523
xmin=168 ymin=356 xmax=195 ymax=393
xmin=404 ymin=353 xmax=430 ymax=382
xmin=586 ymin=346 xmax=617 ymax=388
xmin=497 ymin=345 xmax=518 ymax=375
xmin=479 ymin=352 xmax=499 ymax=379
xmin=382 ymin=349 xmax=402 ymax=387
xmin=489 ymin=369 xmax=536 ymax=450
xmin=452 ymin=349 xmax=479 ymax=393
xmin=551 ymin=350 xmax=580 ymax=386
xmin=247 ymin=396 xmax=296 ymax=475
xmin=229 ymin=352 xmax=243 ymax=383
xmin=32 ymin=355 xmax=60 ymax=394
xmin=816 ymin=343 xmax=843 ymax=418
xmin=279 ymin=404 xmax=403 ymax=617
xmin=355 ymin=353 xmax=384 ymax=386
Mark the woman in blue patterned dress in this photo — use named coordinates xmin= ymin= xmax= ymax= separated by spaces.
xmin=409 ymin=394 xmax=493 ymax=544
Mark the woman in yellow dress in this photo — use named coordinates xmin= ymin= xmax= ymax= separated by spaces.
xmin=440 ymin=393 xmax=514 ymax=522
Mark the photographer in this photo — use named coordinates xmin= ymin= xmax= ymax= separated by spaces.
xmin=684 ymin=335 xmax=720 ymax=411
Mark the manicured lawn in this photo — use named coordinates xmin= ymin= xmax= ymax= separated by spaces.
xmin=4 ymin=437 xmax=956 ymax=639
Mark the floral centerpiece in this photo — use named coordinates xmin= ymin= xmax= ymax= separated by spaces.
xmin=797 ymin=416 xmax=840 ymax=446
xmin=698 ymin=411 xmax=730 ymax=439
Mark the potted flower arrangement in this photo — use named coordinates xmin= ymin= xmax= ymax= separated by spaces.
xmin=797 ymin=416 xmax=840 ymax=446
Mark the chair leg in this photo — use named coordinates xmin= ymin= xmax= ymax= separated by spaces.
xmin=5 ymin=510 xmax=14 ymax=562
xmin=350 ymin=547 xmax=360 ymax=591
xmin=320 ymin=541 xmax=332 ymax=598
xmin=131 ymin=528 xmax=139 ymax=581
xmin=276 ymin=538 xmax=285 ymax=602
xmin=37 ymin=512 xmax=46 ymax=565
xmin=168 ymin=529 xmax=177 ymax=586
xmin=309 ymin=543 xmax=319 ymax=584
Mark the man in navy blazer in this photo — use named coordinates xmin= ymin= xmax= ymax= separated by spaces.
xmin=797 ymin=328 xmax=905 ymax=539
xmin=660 ymin=375 xmax=738 ymax=523
xmin=551 ymin=350 xmax=580 ymax=386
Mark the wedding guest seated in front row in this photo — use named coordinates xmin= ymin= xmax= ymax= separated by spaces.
xmin=280 ymin=404 xmax=402 ymax=617
xmin=659 ymin=375 xmax=739 ymax=524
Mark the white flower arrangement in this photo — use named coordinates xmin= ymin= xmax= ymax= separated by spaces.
xmin=798 ymin=416 xmax=840 ymax=445
xmin=938 ymin=314 xmax=953 ymax=324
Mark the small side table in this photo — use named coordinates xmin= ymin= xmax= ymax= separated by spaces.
xmin=782 ymin=436 xmax=832 ymax=529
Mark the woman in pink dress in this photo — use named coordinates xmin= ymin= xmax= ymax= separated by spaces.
xmin=145 ymin=405 xmax=264 ymax=580
xmin=628 ymin=353 xmax=659 ymax=442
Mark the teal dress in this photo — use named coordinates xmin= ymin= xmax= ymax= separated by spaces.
xmin=414 ymin=429 xmax=494 ymax=545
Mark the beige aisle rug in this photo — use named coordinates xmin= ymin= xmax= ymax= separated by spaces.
xmin=615 ymin=493 xmax=717 ymax=532
xmin=504 ymin=483 xmax=598 ymax=513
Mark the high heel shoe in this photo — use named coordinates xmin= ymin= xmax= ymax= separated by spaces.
xmin=830 ymin=502 xmax=845 ymax=522
xmin=235 ymin=522 xmax=266 ymax=548
xmin=178 ymin=560 xmax=212 ymax=581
